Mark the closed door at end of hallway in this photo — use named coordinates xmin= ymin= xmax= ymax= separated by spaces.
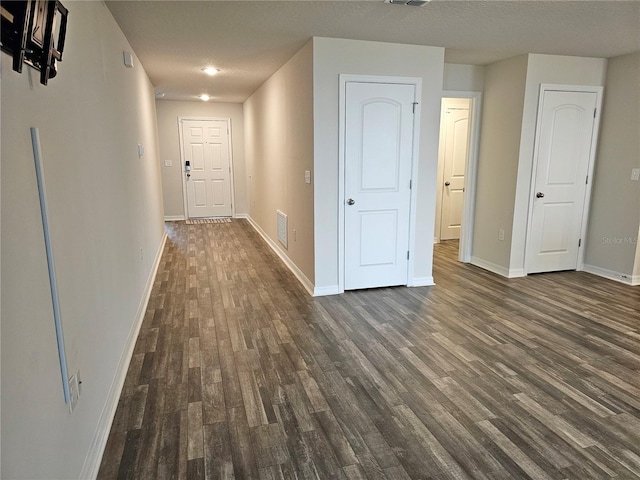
xmin=181 ymin=119 xmax=232 ymax=218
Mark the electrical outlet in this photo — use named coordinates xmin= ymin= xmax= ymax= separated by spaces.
xmin=293 ymin=229 xmax=297 ymax=242
xmin=304 ymin=170 xmax=311 ymax=184
xmin=68 ymin=371 xmax=80 ymax=414
xmin=631 ymin=168 xmax=640 ymax=181
xmin=498 ymin=229 xmax=505 ymax=241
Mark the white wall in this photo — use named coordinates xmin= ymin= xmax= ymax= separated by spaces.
xmin=472 ymin=55 xmax=528 ymax=274
xmin=313 ymin=37 xmax=445 ymax=291
xmin=155 ymin=100 xmax=247 ymax=219
xmin=510 ymin=54 xmax=607 ymax=273
xmin=584 ymin=52 xmax=640 ymax=282
xmin=244 ymin=41 xmax=315 ymax=286
xmin=443 ymin=64 xmax=485 ymax=92
xmin=1 ymin=2 xmax=165 ymax=478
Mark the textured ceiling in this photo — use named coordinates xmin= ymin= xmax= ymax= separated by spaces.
xmin=105 ymin=0 xmax=640 ymax=103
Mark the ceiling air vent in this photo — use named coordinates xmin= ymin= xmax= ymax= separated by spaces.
xmin=384 ymin=0 xmax=431 ymax=6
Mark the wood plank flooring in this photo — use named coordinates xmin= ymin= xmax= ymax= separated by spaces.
xmin=98 ymin=221 xmax=640 ymax=479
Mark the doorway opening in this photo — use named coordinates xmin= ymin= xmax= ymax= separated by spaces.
xmin=434 ymin=92 xmax=482 ymax=263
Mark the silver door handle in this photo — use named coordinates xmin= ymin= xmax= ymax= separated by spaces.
xmin=347 ymin=198 xmax=355 ymax=205
xmin=536 ymin=192 xmax=545 ymax=198
xmin=445 ymin=181 xmax=451 ymax=187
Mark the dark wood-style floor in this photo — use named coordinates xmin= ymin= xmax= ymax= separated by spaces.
xmin=98 ymin=220 xmax=640 ymax=480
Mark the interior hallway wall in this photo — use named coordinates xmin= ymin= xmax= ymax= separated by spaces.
xmin=584 ymin=52 xmax=640 ymax=283
xmin=1 ymin=2 xmax=165 ymax=478
xmin=312 ymin=37 xmax=445 ymax=292
xmin=244 ymin=41 xmax=315 ymax=288
xmin=472 ymin=55 xmax=528 ymax=275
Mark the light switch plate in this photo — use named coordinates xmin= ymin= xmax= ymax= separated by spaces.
xmin=164 ymin=159 xmax=173 ymax=167
xmin=304 ymin=170 xmax=311 ymax=184
xmin=631 ymin=168 xmax=640 ymax=181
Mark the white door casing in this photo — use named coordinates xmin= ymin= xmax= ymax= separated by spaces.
xmin=344 ymin=81 xmax=416 ymax=290
xmin=439 ymin=101 xmax=470 ymax=241
xmin=526 ymin=87 xmax=601 ymax=274
xmin=180 ymin=118 xmax=233 ymax=218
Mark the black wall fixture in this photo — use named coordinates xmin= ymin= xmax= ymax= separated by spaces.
xmin=1 ymin=0 xmax=68 ymax=85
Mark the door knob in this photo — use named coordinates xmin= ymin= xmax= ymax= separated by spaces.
xmin=445 ymin=181 xmax=451 ymax=186
xmin=536 ymin=192 xmax=545 ymax=198
xmin=347 ymin=198 xmax=355 ymax=205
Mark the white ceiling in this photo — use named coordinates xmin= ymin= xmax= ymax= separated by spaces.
xmin=105 ymin=0 xmax=640 ymax=103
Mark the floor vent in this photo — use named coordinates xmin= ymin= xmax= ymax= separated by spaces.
xmin=276 ymin=210 xmax=288 ymax=249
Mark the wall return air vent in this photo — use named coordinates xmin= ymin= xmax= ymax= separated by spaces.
xmin=384 ymin=0 xmax=431 ymax=6
xmin=276 ymin=210 xmax=288 ymax=249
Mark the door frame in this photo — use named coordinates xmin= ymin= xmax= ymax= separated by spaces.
xmin=338 ymin=74 xmax=422 ymax=293
xmin=177 ymin=116 xmax=235 ymax=218
xmin=524 ymin=84 xmax=603 ymax=274
xmin=437 ymin=91 xmax=482 ymax=263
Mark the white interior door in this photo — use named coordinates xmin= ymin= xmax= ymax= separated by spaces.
xmin=181 ymin=119 xmax=232 ymax=218
xmin=439 ymin=101 xmax=470 ymax=240
xmin=344 ymin=82 xmax=415 ymax=290
xmin=526 ymin=90 xmax=598 ymax=273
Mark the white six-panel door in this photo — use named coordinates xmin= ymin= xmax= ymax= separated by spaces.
xmin=526 ymin=89 xmax=599 ymax=273
xmin=181 ymin=119 xmax=232 ymax=218
xmin=344 ymin=82 xmax=415 ymax=290
xmin=440 ymin=101 xmax=470 ymax=240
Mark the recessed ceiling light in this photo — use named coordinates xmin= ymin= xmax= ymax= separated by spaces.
xmin=199 ymin=94 xmax=210 ymax=101
xmin=155 ymin=91 xmax=165 ymax=98
xmin=202 ymin=67 xmax=219 ymax=76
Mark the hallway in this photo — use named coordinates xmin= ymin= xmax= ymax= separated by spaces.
xmin=98 ymin=220 xmax=640 ymax=479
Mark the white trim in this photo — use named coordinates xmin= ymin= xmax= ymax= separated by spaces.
xmin=524 ymin=84 xmax=603 ymax=274
xmin=313 ymin=285 xmax=342 ymax=296
xmin=471 ymin=257 xmax=510 ymax=277
xmin=164 ymin=215 xmax=185 ymax=221
xmin=471 ymin=257 xmax=527 ymax=278
xmin=80 ymin=231 xmax=168 ymax=480
xmin=508 ymin=268 xmax=526 ymax=278
xmin=583 ymin=264 xmax=640 ymax=286
xmin=408 ymin=276 xmax=435 ymax=287
xmin=233 ymin=213 xmax=249 ymax=219
xmin=178 ymin=116 xmax=236 ymax=219
xmin=338 ymin=74 xmax=422 ymax=293
xmin=245 ymin=216 xmax=315 ymax=296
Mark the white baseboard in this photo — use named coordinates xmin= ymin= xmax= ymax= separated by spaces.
xmin=408 ymin=276 xmax=435 ymax=287
xmin=245 ymin=216 xmax=315 ymax=296
xmin=508 ymin=268 xmax=526 ymax=278
xmin=470 ymin=257 xmax=527 ymax=278
xmin=582 ymin=264 xmax=639 ymax=286
xmin=313 ymin=285 xmax=342 ymax=296
xmin=471 ymin=257 xmax=510 ymax=277
xmin=164 ymin=215 xmax=185 ymax=221
xmin=79 ymin=232 xmax=168 ymax=480
xmin=233 ymin=213 xmax=249 ymax=219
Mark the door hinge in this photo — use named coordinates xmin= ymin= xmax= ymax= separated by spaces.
xmin=412 ymin=102 xmax=419 ymax=114
xmin=594 ymin=108 xmax=597 ymax=118
xmin=586 ymin=175 xmax=589 ymax=185
xmin=578 ymin=238 xmax=582 ymax=247
xmin=407 ymin=251 xmax=410 ymax=260
xmin=409 ymin=179 xmax=412 ymax=189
